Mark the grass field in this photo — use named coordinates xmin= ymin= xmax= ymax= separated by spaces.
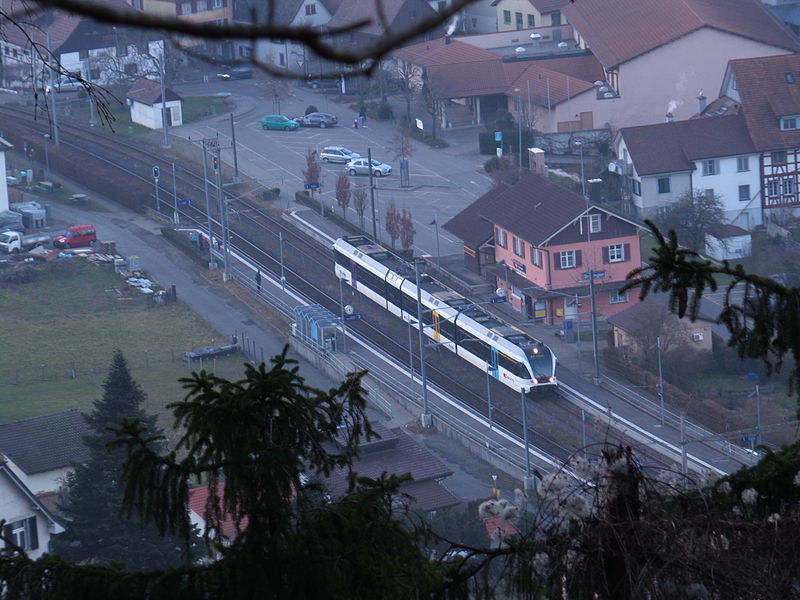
xmin=0 ymin=259 xmax=247 ymax=424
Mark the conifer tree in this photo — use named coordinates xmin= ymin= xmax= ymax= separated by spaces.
xmin=51 ymin=350 xmax=192 ymax=570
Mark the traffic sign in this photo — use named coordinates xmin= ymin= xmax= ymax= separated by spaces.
xmin=490 ymin=296 xmax=507 ymax=304
xmin=343 ymin=313 xmax=363 ymax=321
xmin=304 ymin=182 xmax=321 ymax=190
xmin=153 ymin=166 xmax=159 ymax=179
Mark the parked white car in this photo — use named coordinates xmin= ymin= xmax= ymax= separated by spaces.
xmin=345 ymin=158 xmax=392 ymax=177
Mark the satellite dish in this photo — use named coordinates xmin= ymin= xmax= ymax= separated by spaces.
xmin=495 ymin=287 xmax=506 ymax=297
xmin=608 ymin=162 xmax=617 ymax=173
xmin=344 ymin=304 xmax=354 ymax=315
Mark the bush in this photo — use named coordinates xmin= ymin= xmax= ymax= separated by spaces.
xmin=376 ymin=102 xmax=393 ymax=121
xmin=305 ymin=105 xmax=318 ymax=116
xmin=410 ymin=128 xmax=449 ymax=148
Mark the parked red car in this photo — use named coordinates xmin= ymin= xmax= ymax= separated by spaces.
xmin=53 ymin=224 xmax=97 ymax=249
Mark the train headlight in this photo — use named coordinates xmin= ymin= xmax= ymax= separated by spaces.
xmin=548 ymin=376 xmax=554 ymax=383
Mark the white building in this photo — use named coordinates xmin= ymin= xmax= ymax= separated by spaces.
xmin=126 ymin=77 xmax=183 ymax=130
xmin=614 ymin=114 xmax=762 ymax=229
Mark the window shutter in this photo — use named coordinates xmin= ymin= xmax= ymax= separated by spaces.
xmin=602 ymin=246 xmax=609 ymax=264
xmin=26 ymin=517 xmax=38 ymax=550
xmin=575 ymin=250 xmax=582 ymax=267
xmin=623 ymin=243 xmax=630 ymax=261
xmin=554 ymin=253 xmax=562 ymax=270
xmin=2 ymin=523 xmax=11 ymax=548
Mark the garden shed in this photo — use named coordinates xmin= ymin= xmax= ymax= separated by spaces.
xmin=125 ymin=77 xmax=183 ymax=130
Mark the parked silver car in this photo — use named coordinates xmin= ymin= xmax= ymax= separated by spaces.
xmin=319 ymin=146 xmax=361 ymax=163
xmin=345 ymin=158 xmax=392 ymax=177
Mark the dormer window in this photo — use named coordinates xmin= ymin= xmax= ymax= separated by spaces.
xmin=781 ymin=116 xmax=799 ymax=131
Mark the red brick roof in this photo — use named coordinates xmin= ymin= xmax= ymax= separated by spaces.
xmin=730 ymin=53 xmax=800 ymax=151
xmin=393 ymin=37 xmax=500 ymax=67
xmin=564 ymin=0 xmax=800 ymax=68
xmin=188 ymin=483 xmax=248 ymax=541
xmin=618 ymin=114 xmax=755 ymax=176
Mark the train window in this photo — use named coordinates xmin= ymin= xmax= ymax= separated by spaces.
xmin=511 ymin=361 xmax=531 ymax=378
xmin=386 ymin=284 xmax=402 ymax=309
xmin=460 ymin=337 xmax=490 ymax=360
xmin=439 ymin=317 xmax=456 ymax=340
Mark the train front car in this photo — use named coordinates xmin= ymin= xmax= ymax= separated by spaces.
xmin=522 ymin=339 xmax=558 ymax=388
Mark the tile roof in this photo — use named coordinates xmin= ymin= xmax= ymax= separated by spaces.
xmin=326 ymin=426 xmax=453 ymax=497
xmin=484 ymin=173 xmax=589 ymax=246
xmin=188 ymin=482 xmax=248 ymax=541
xmin=401 ymin=479 xmax=460 ymax=511
xmin=0 ymin=408 xmax=89 ymax=475
xmin=393 ymin=37 xmax=500 ymax=67
xmin=618 ymin=114 xmax=755 ymax=176
xmin=445 ymin=174 xmax=594 ymax=247
xmin=730 ymin=53 xmax=800 ymax=151
xmin=563 ymin=0 xmax=800 ymax=68
xmin=327 ymin=0 xmax=438 ymax=37
xmin=442 ymin=183 xmax=507 ymax=246
xmin=607 ymin=294 xmax=716 ymax=331
xmin=126 ymin=77 xmax=182 ymax=105
xmin=709 ymin=223 xmax=751 ymax=238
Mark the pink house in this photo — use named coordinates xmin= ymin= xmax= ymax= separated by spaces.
xmin=445 ymin=173 xmax=643 ymax=324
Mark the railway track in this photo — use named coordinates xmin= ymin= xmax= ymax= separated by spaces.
xmin=0 ymin=104 xmax=727 ymax=474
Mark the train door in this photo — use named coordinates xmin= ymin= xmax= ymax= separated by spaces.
xmin=488 ymin=347 xmax=499 ymax=378
xmin=349 ymin=259 xmax=358 ymax=287
xmin=432 ymin=311 xmax=441 ymax=343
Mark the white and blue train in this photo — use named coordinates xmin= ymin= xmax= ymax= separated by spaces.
xmin=333 ymin=236 xmax=557 ymax=392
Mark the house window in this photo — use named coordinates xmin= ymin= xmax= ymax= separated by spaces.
xmin=551 ymin=11 xmax=562 ymax=25
xmin=181 ymin=2 xmax=191 ymax=14
xmin=610 ymin=290 xmax=628 ymax=304
xmin=559 ymin=250 xmax=576 ymax=269
xmin=515 ymin=12 xmax=523 ymax=27
xmin=631 ymin=179 xmax=641 ymax=196
xmin=781 ymin=117 xmax=798 ymax=131
xmin=527 ymin=14 xmax=535 ymax=27
xmin=212 ymin=0 xmax=223 ymax=7
xmin=3 ymin=518 xmax=38 ymax=552
xmin=89 ymin=68 xmax=100 ymax=79
xmin=589 ymin=214 xmax=601 ymax=233
xmin=607 ymin=244 xmax=625 ymax=262
xmin=495 ymin=227 xmax=507 ymax=248
xmin=737 ymin=156 xmax=750 ymax=172
xmin=513 ymin=236 xmax=525 ymax=258
xmin=783 ymin=178 xmax=794 ymax=195
xmin=657 ymin=177 xmax=670 ymax=193
xmin=279 ymin=52 xmax=286 ymax=66
xmin=531 ymin=246 xmax=542 ymax=267
xmin=78 ymin=49 xmax=88 ymax=59
xmin=133 ymin=0 xmax=142 ymax=8
xmin=771 ymin=151 xmax=787 ymax=164
xmin=768 ymin=180 xmax=780 ymax=196
xmin=503 ymin=10 xmax=511 ymax=24
xmin=196 ymin=0 xmax=208 ymax=11
xmin=702 ymin=159 xmax=718 ymax=176
xmin=305 ymin=4 xmax=317 ymax=15
xmin=738 ymin=184 xmax=750 ymax=202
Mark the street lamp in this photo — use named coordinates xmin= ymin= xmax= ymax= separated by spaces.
xmin=575 ymin=140 xmax=586 ymax=198
xmin=651 ymin=336 xmax=665 ymax=425
xmin=42 ymin=134 xmax=50 ymax=175
xmin=430 ymin=215 xmax=441 ymax=274
xmin=513 ymin=88 xmax=523 ymax=169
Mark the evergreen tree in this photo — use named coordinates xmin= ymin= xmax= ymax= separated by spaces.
xmin=51 ymin=350 xmax=191 ymax=570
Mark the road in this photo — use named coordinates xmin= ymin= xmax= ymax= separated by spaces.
xmin=171 ymin=78 xmax=494 ymax=259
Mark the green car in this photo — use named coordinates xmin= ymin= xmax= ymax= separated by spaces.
xmin=261 ymin=115 xmax=299 ymax=131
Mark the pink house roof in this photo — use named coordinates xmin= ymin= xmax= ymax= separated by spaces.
xmin=564 ymin=0 xmax=800 ymax=68
xmin=393 ymin=37 xmax=500 ymax=67
xmin=729 ymin=53 xmax=800 ymax=151
xmin=188 ymin=483 xmax=248 ymax=541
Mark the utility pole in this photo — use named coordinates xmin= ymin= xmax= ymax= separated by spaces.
xmin=589 ymin=269 xmax=601 ymax=384
xmin=172 ymin=162 xmax=179 ymax=225
xmin=368 ymin=147 xmax=377 ymax=241
xmin=521 ymin=388 xmax=534 ymax=493
xmin=230 ymin=113 xmax=240 ymax=182
xmin=416 ymin=259 xmax=431 ymax=428
xmin=159 ymin=52 xmax=170 ymax=148
xmin=46 ymin=32 xmax=60 ymax=146
xmin=214 ymin=148 xmax=229 ymax=279
xmin=201 ymin=146 xmax=215 ymax=269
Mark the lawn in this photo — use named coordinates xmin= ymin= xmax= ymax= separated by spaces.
xmin=0 ymin=259 xmax=247 ymax=424
xmin=63 ymin=93 xmax=234 ymax=136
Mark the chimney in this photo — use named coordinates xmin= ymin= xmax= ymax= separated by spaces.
xmin=529 ymin=147 xmax=547 ymax=176
xmin=665 ymin=112 xmax=673 ymax=123
xmin=697 ymin=90 xmax=707 ymax=114
xmin=445 ymin=35 xmax=451 ymax=45
xmin=588 ymin=178 xmax=603 ymax=204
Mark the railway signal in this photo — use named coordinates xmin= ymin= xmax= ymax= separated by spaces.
xmin=152 ymin=166 xmax=159 ymax=180
xmin=212 ymin=155 xmax=219 ymax=171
